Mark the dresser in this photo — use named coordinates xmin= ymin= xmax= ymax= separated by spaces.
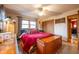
xmin=0 ymin=34 xmax=16 ymax=54
xmin=37 ymin=36 xmax=62 ymax=54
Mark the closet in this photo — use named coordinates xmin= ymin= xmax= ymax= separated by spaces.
xmin=42 ymin=20 xmax=54 ymax=33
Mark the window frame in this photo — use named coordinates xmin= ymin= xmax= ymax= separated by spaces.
xmin=21 ymin=20 xmax=37 ymax=29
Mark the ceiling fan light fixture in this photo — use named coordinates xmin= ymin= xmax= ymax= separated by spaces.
xmin=38 ymin=11 xmax=45 ymax=16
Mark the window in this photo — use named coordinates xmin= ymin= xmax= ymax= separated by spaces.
xmin=30 ymin=21 xmax=36 ymax=28
xmin=22 ymin=20 xmax=29 ymax=24
xmin=22 ymin=20 xmax=29 ymax=28
xmin=21 ymin=20 xmax=36 ymax=29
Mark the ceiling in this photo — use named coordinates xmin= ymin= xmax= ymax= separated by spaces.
xmin=3 ymin=4 xmax=79 ymax=18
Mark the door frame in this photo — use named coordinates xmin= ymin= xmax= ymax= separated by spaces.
xmin=67 ymin=14 xmax=78 ymax=43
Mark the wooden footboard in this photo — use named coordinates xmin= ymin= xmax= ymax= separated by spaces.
xmin=37 ymin=36 xmax=62 ymax=54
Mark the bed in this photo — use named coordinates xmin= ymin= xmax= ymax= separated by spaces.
xmin=19 ymin=32 xmax=53 ymax=53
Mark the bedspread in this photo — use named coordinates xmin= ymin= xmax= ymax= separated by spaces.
xmin=20 ymin=32 xmax=53 ymax=52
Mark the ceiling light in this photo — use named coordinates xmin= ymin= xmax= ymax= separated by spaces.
xmin=74 ymin=24 xmax=77 ymax=28
xmin=38 ymin=11 xmax=45 ymax=16
xmin=34 ymin=5 xmax=47 ymax=16
xmin=38 ymin=12 xmax=43 ymax=16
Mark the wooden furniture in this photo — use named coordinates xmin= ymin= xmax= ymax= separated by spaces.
xmin=0 ymin=34 xmax=16 ymax=54
xmin=37 ymin=36 xmax=62 ymax=54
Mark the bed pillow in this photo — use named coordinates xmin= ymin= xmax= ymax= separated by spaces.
xmin=30 ymin=29 xmax=38 ymax=34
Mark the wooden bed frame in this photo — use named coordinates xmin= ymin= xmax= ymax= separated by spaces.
xmin=19 ymin=35 xmax=62 ymax=54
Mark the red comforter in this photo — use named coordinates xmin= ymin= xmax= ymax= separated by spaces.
xmin=20 ymin=32 xmax=53 ymax=52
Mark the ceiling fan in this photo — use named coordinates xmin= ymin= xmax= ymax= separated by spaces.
xmin=33 ymin=4 xmax=51 ymax=16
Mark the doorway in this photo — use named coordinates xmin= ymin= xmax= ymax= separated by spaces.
xmin=67 ymin=14 xmax=78 ymax=43
xmin=71 ymin=19 xmax=77 ymax=41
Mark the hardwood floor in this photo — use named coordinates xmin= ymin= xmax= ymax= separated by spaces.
xmin=56 ymin=40 xmax=79 ymax=54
